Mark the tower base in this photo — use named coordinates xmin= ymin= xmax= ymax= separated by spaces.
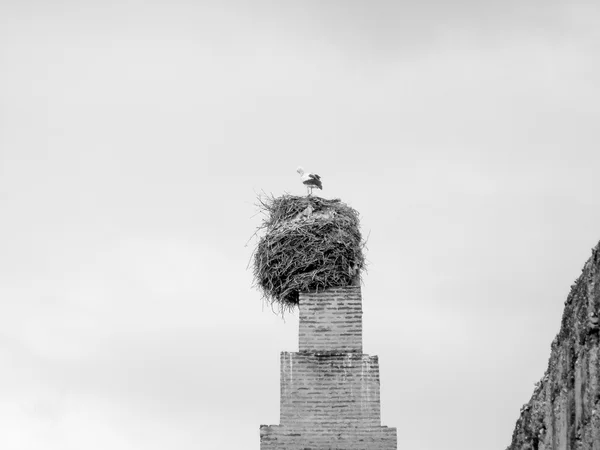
xmin=260 ymin=287 xmax=397 ymax=449
xmin=260 ymin=425 xmax=398 ymax=450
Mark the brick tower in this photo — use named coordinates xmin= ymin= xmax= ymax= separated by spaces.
xmin=260 ymin=286 xmax=397 ymax=449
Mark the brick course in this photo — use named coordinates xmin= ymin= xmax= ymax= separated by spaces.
xmin=259 ymin=425 xmax=397 ymax=450
xmin=280 ymin=352 xmax=381 ymax=427
xmin=260 ymin=286 xmax=397 ymax=449
xmin=299 ymin=287 xmax=363 ymax=353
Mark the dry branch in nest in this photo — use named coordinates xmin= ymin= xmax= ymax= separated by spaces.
xmin=251 ymin=194 xmax=365 ymax=311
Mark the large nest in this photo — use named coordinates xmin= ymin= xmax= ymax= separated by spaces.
xmin=252 ymin=194 xmax=365 ymax=311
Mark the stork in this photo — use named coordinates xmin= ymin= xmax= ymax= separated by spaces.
xmin=296 ymin=166 xmax=323 ymax=196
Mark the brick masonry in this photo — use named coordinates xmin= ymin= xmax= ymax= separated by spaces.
xmin=299 ymin=288 xmax=363 ymax=353
xmin=260 ymin=286 xmax=397 ymax=449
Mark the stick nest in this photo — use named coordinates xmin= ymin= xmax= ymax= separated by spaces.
xmin=252 ymin=194 xmax=365 ymax=310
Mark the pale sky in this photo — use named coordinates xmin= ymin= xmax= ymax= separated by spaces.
xmin=1 ymin=1 xmax=600 ymax=449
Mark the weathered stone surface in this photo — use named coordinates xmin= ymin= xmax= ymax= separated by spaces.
xmin=507 ymin=242 xmax=600 ymax=450
xmin=261 ymin=286 xmax=397 ymax=449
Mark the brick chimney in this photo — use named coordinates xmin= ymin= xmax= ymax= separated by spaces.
xmin=260 ymin=286 xmax=397 ymax=449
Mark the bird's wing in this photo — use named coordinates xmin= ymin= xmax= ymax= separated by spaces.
xmin=309 ymin=173 xmax=321 ymax=181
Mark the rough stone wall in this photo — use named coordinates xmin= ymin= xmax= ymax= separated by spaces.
xmin=507 ymin=242 xmax=600 ymax=450
xmin=260 ymin=287 xmax=397 ymax=450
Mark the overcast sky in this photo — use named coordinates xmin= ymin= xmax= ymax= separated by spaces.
xmin=1 ymin=1 xmax=600 ymax=449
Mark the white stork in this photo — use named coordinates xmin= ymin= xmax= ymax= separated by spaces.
xmin=296 ymin=166 xmax=323 ymax=195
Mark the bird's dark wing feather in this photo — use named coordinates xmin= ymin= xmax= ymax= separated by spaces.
xmin=305 ymin=173 xmax=323 ymax=189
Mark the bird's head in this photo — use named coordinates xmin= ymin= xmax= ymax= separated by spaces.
xmin=296 ymin=166 xmax=304 ymax=175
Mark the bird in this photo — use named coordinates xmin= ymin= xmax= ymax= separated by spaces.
xmin=296 ymin=166 xmax=323 ymax=195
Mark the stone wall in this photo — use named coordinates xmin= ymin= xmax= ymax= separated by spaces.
xmin=507 ymin=242 xmax=600 ymax=450
xmin=260 ymin=286 xmax=397 ymax=450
